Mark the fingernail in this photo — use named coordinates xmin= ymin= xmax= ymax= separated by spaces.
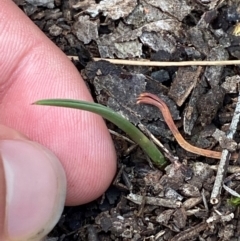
xmin=0 ymin=140 xmax=67 ymax=241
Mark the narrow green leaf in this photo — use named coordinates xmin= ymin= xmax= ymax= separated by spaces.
xmin=34 ymin=99 xmax=167 ymax=168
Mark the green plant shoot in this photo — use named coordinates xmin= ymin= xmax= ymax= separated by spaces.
xmin=228 ymin=197 xmax=240 ymax=207
xmin=34 ymin=99 xmax=167 ymax=168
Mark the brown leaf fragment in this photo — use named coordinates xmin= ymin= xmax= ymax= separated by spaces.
xmin=97 ymin=17 xmax=182 ymax=58
xmin=192 ymin=125 xmax=219 ymax=151
xmin=114 ymin=41 xmax=142 ymax=59
xmin=228 ymin=43 xmax=240 ymax=59
xmin=96 ymin=22 xmax=143 ymax=58
xmin=95 ymin=211 xmax=112 ymax=232
xmin=95 ymin=211 xmax=140 ymax=238
xmin=206 ymin=212 xmax=234 ymax=225
xmin=156 ymin=209 xmax=174 ymax=225
xmin=183 ymin=197 xmax=202 ymax=210
xmin=179 ymin=184 xmax=201 ymax=198
xmin=111 ymin=217 xmax=136 ymax=238
xmin=209 ymin=0 xmax=226 ymax=10
xmin=212 ymin=129 xmax=237 ymax=152
xmin=159 ymin=164 xmax=186 ymax=194
xmin=142 ymin=19 xmax=182 ymax=36
xmin=72 ymin=16 xmax=98 ymax=44
xmin=222 ymin=75 xmax=240 ymax=94
xmin=197 ymin=9 xmax=218 ymax=27
xmin=183 ymin=76 xmax=206 ymax=135
xmin=142 ymin=169 xmax=163 ymax=194
xmin=85 ymin=0 xmax=138 ymax=20
xmin=146 ymin=120 xmax=175 ymax=140
xmin=147 ymin=0 xmax=193 ymax=21
xmin=25 ymin=0 xmax=54 ymax=8
xmin=187 ymin=27 xmax=217 ymax=56
xmin=140 ymin=31 xmax=176 ymax=53
xmin=186 ymin=163 xmax=213 ymax=197
xmin=173 ymin=207 xmax=187 ymax=229
xmin=168 ymin=66 xmax=202 ymax=106
xmin=204 ymin=46 xmax=229 ymax=87
xmin=184 ymin=46 xmax=202 ymax=60
xmin=191 ymin=162 xmax=214 ymax=183
xmin=72 ymin=0 xmax=95 ymax=10
xmin=143 ymin=169 xmax=162 ymax=186
xmin=165 ymin=188 xmax=184 ymax=201
xmin=94 ymin=73 xmax=146 ymax=124
xmin=219 ymin=136 xmax=238 ymax=152
xmin=151 ymin=69 xmax=170 ymax=83
xmin=187 ymin=209 xmax=209 ymax=219
xmin=87 ymin=225 xmax=99 ymax=241
xmin=197 ymin=85 xmax=225 ymax=126
xmin=170 ymin=222 xmax=208 ymax=241
xmin=218 ymin=224 xmax=234 ymax=240
xmin=48 ymin=24 xmax=62 ymax=37
xmin=125 ymin=1 xmax=170 ymax=28
xmin=165 ymin=162 xmax=189 ymax=180
xmin=84 ymin=60 xmax=121 ymax=80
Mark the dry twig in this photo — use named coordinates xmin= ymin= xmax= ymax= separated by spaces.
xmin=127 ymin=193 xmax=182 ymax=208
xmin=138 ymin=123 xmax=179 ymax=163
xmin=210 ymin=91 xmax=240 ymax=204
xmin=68 ymin=56 xmax=240 ymax=66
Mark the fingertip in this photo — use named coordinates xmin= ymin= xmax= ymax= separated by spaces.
xmin=0 ymin=139 xmax=66 ymax=240
xmin=65 ymin=131 xmax=117 ymax=205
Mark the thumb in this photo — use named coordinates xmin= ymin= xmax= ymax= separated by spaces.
xmin=0 ymin=139 xmax=66 ymax=241
xmin=0 ymin=0 xmax=116 ymax=206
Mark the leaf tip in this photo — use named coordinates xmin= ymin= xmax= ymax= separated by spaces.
xmin=32 ymin=100 xmax=41 ymax=105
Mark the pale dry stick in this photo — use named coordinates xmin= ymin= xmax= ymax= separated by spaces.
xmin=170 ymin=222 xmax=208 ymax=241
xmin=210 ymin=91 xmax=240 ymax=204
xmin=108 ymin=129 xmax=137 ymax=157
xmin=108 ymin=129 xmax=135 ymax=144
xmin=138 ymin=123 xmax=179 ymax=163
xmin=201 ymin=189 xmax=209 ymax=212
xmin=223 ymin=184 xmax=240 ymax=198
xmin=68 ymin=55 xmax=240 ymax=66
xmin=127 ymin=193 xmax=181 ymax=208
xmin=111 ymin=121 xmax=173 ymax=157
xmin=137 ymin=93 xmax=239 ymax=160
xmin=210 ymin=165 xmax=240 ymax=174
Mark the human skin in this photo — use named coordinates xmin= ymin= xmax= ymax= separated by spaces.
xmin=0 ymin=0 xmax=116 ymax=206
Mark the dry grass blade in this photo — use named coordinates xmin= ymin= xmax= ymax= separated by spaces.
xmin=68 ymin=56 xmax=240 ymax=66
xmin=137 ymin=93 xmax=238 ymax=160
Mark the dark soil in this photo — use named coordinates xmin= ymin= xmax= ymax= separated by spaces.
xmin=16 ymin=0 xmax=240 ymax=240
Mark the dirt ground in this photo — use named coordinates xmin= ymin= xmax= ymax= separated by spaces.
xmin=16 ymin=0 xmax=240 ymax=240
